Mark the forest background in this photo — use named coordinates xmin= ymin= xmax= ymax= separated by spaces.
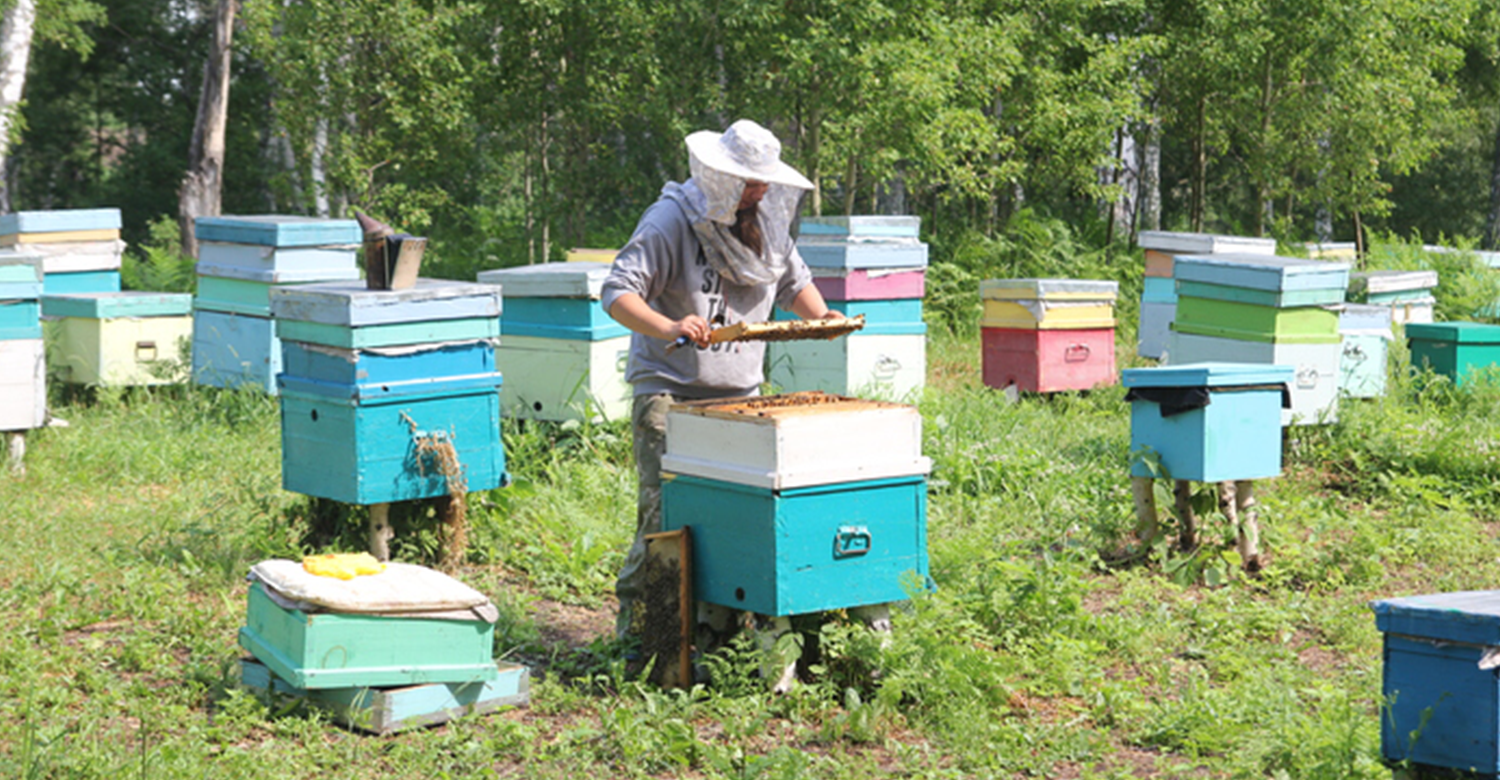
xmin=4 ymin=0 xmax=1500 ymax=279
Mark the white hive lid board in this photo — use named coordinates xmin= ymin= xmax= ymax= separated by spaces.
xmin=661 ymin=392 xmax=931 ymax=490
xmin=1351 ymin=269 xmax=1439 ymax=295
xmin=248 ymin=559 xmax=493 ymax=615
xmin=1137 ymin=231 xmax=1277 ymax=255
xmin=979 ymin=278 xmax=1119 ymax=301
xmin=0 ymin=249 xmax=43 ymax=282
xmin=476 ymin=262 xmax=609 ymax=299
xmin=15 ymin=240 xmax=125 ymax=274
xmin=269 ymin=278 xmax=504 ymax=326
xmin=195 ymin=261 xmax=362 ymax=284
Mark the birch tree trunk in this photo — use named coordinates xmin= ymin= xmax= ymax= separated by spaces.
xmin=1137 ymin=117 xmax=1161 ymax=235
xmin=0 ymin=0 xmax=37 ymax=213
xmin=178 ymin=0 xmax=237 ymax=259
xmin=1486 ymin=114 xmax=1500 ymax=251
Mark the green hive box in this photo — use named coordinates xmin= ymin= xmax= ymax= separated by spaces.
xmin=1407 ymin=322 xmax=1500 ymax=387
xmin=238 ymin=582 xmax=497 ymax=690
xmin=1173 ymin=296 xmax=1341 ymax=343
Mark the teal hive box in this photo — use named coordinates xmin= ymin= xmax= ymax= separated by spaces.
xmin=1407 ymin=322 xmax=1500 ymax=386
xmin=1172 ymin=253 xmax=1351 ymax=293
xmin=280 ymin=339 xmax=497 ymax=399
xmin=0 ymin=208 xmax=120 ymax=235
xmin=278 ymin=374 xmax=505 ymax=505
xmin=239 ymin=582 xmax=497 ymax=690
xmin=0 ymin=249 xmax=42 ymax=284
xmin=661 ymin=473 xmax=929 ymax=617
xmin=1142 ymin=276 xmax=1177 ymax=305
xmin=0 ymin=300 xmax=40 ymax=340
xmin=1371 ymin=591 xmax=1500 ymax=775
xmin=194 ymin=215 xmax=361 ymax=247
xmin=42 ymin=269 xmax=120 ymax=296
xmin=499 ymin=298 xmax=628 ymax=340
xmin=1338 ymin=303 xmax=1392 ymax=399
xmin=197 ymin=242 xmax=360 ymax=276
xmin=192 ymin=309 xmax=280 ymax=394
xmin=773 ymin=298 xmax=926 ymax=336
xmin=798 ymin=215 xmax=921 ymax=239
xmin=195 ymin=263 xmax=362 ymax=317
xmin=1174 ymin=279 xmax=1345 ymax=308
xmin=1123 ymin=362 xmax=1293 ymax=482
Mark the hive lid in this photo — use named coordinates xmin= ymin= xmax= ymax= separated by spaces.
xmin=1122 ymin=362 xmax=1294 ymax=388
xmin=1172 ymin=253 xmax=1352 ymax=292
xmin=477 ymin=262 xmax=610 ymax=299
xmin=270 ymin=278 xmax=502 ymax=326
xmin=1371 ymin=591 xmax=1500 ymax=646
xmin=1137 ymin=231 xmax=1276 ymax=255
xmin=669 ymin=391 xmax=916 ymax=422
xmin=249 ymin=559 xmax=493 ymax=615
xmin=277 ymin=369 xmax=504 ymax=402
xmin=194 ymin=215 xmax=362 ymax=247
xmin=0 ymin=208 xmax=122 ymax=236
xmin=798 ymin=215 xmax=921 ymax=239
xmin=41 ymin=291 xmax=192 ymax=318
xmin=1406 ymin=321 xmax=1500 ymax=343
xmin=1350 ymin=269 xmax=1439 ymax=295
xmin=979 ymin=278 xmax=1119 ymax=301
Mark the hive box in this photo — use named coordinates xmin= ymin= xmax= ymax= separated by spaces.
xmin=1174 ymin=279 xmax=1345 ymax=308
xmin=1138 ymin=301 xmax=1176 ymax=359
xmin=981 ymin=327 xmax=1116 ymax=394
xmin=1142 ymin=276 xmax=1177 ymax=306
xmin=0 ymin=339 xmax=45 ymax=430
xmin=1172 ymin=253 xmax=1352 ymax=294
xmin=239 ymin=582 xmax=497 ymax=690
xmin=1173 ymin=297 xmax=1341 ymax=343
xmin=495 ymin=334 xmax=631 ymax=422
xmin=1370 ymin=591 xmax=1500 ymax=774
xmin=191 ymin=309 xmax=281 ymax=394
xmin=271 ymin=280 xmax=501 ymax=350
xmin=0 ymin=300 xmax=40 ymax=340
xmin=279 ymin=339 xmax=497 ymax=400
xmin=278 ymin=373 xmax=506 ymax=505
xmin=766 ymin=333 xmax=926 ymax=400
xmin=1350 ymin=269 xmax=1438 ymax=303
xmin=1123 ymin=362 xmax=1293 ymax=482
xmin=194 ymin=215 xmax=362 ymax=247
xmin=796 ymin=239 xmax=929 ymax=270
xmin=1338 ymin=303 xmax=1392 ymax=399
xmin=197 ymin=243 xmax=360 ymax=277
xmin=565 ymin=248 xmax=617 ymax=264
xmin=476 ymin=262 xmax=606 ymax=299
xmin=661 ymin=473 xmax=928 ymax=617
xmin=1407 ymin=322 xmax=1500 ymax=386
xmin=1388 ymin=297 xmax=1436 ymax=325
xmin=195 ymin=263 xmax=362 ymax=317
xmin=496 ymin=298 xmax=627 ymax=340
xmin=26 ymin=240 xmax=124 ymax=274
xmin=980 ymin=279 xmax=1118 ymax=330
xmin=811 ymin=267 xmax=925 ymax=301
xmin=773 ymin=298 xmax=924 ymax=336
xmin=1138 ymin=231 xmax=1277 ymax=277
xmin=42 ymin=269 xmax=120 ymax=296
xmin=798 ymin=216 xmax=920 ymax=240
xmin=43 ymin=292 xmax=192 ymax=386
xmin=660 ymin=393 xmax=930 ymax=490
xmin=240 ymin=659 xmax=529 ymax=735
xmin=0 ymin=208 xmax=120 ymax=236
xmin=1167 ymin=331 xmax=1340 ymax=425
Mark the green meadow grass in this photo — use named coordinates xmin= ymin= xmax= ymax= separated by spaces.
xmin=6 ymin=301 xmax=1500 ymax=777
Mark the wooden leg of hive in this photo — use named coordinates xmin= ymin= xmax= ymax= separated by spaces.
xmin=368 ymin=502 xmax=393 ymax=562
xmin=5 ymin=432 xmax=23 ymax=476
xmin=1131 ymin=476 xmax=1158 ymax=544
xmin=1235 ymin=480 xmax=1262 ymax=572
xmin=437 ymin=493 xmax=467 ymax=569
xmin=1174 ymin=480 xmax=1198 ymax=552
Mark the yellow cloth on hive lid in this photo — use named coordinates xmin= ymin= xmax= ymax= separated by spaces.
xmin=302 ymin=552 xmax=387 ymax=580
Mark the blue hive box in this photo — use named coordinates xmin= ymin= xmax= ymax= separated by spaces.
xmin=279 ymin=373 xmax=506 ymax=505
xmin=1371 ymin=591 xmax=1500 ymax=775
xmin=197 ymin=243 xmax=360 ymax=277
xmin=498 ymin=298 xmax=628 ymax=340
xmin=797 ymin=216 xmax=920 ymax=240
xmin=1123 ymin=362 xmax=1293 ymax=482
xmin=773 ymin=298 xmax=926 ymax=336
xmin=797 ymin=240 xmax=929 ymax=270
xmin=191 ymin=309 xmax=280 ymax=394
xmin=194 ymin=215 xmax=361 ymax=247
xmin=1172 ymin=254 xmax=1351 ymax=293
xmin=1142 ymin=276 xmax=1177 ymax=305
xmin=280 ymin=339 xmax=497 ymax=400
xmin=42 ymin=269 xmax=120 ymax=296
xmin=0 ymin=208 xmax=121 ymax=235
xmin=271 ymin=279 xmax=502 ymax=349
xmin=0 ymin=300 xmax=41 ymax=340
xmin=661 ymin=472 xmax=928 ymax=616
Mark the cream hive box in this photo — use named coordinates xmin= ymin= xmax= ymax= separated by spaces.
xmin=42 ymin=292 xmax=192 ymax=386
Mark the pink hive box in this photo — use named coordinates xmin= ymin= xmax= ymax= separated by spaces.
xmin=811 ymin=268 xmax=925 ymax=301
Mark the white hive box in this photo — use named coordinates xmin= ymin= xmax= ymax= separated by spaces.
xmin=767 ymin=333 xmax=925 ymax=401
xmin=0 ymin=338 xmax=45 ymax=430
xmin=496 ymin=334 xmax=632 ymax=423
xmin=1167 ymin=331 xmax=1341 ymax=425
xmin=661 ymin=392 xmax=931 ymax=490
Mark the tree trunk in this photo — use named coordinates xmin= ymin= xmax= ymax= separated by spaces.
xmin=1191 ymin=96 xmax=1207 ymax=233
xmin=1486 ymin=113 xmax=1500 ymax=251
xmin=806 ymin=104 xmax=822 ymax=217
xmin=0 ymin=0 xmax=37 ymax=213
xmin=1136 ymin=116 xmax=1162 ymax=238
xmin=311 ymin=116 xmax=330 ymax=217
xmin=178 ymin=0 xmax=237 ymax=260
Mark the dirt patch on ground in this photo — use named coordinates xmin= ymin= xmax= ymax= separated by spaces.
xmin=532 ymin=595 xmax=615 ymax=649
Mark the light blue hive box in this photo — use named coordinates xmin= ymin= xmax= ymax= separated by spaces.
xmin=1123 ymin=362 xmax=1293 ymax=482
xmin=195 ymin=262 xmax=362 ymax=318
xmin=191 ymin=308 xmax=281 ymax=394
xmin=1338 ymin=303 xmax=1392 ymax=399
xmin=0 ymin=208 xmax=120 ymax=236
xmin=272 ymin=279 xmax=506 ymax=505
xmin=797 ymin=215 xmax=921 ymax=240
xmin=1371 ymin=591 xmax=1500 ymax=776
xmin=194 ymin=215 xmax=362 ymax=248
xmin=1172 ymin=253 xmax=1351 ymax=295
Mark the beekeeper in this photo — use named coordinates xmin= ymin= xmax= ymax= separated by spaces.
xmin=601 ymin=119 xmax=840 ymax=643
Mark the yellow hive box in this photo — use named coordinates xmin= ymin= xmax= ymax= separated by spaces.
xmin=981 ymin=299 xmax=1116 ymax=330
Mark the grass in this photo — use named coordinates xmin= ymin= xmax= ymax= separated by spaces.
xmin=6 ymin=246 xmax=1500 ymax=777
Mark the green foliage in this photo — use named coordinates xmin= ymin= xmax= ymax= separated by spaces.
xmin=120 ymin=214 xmax=194 ymax=293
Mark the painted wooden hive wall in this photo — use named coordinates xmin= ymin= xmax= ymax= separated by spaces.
xmin=765 ymin=333 xmax=927 ymax=402
xmin=0 ymin=300 xmax=41 ymax=340
xmin=50 ymin=314 xmax=192 ymax=386
xmin=772 ymin=298 xmax=926 ymax=336
xmin=1173 ymin=297 xmax=1341 ymax=343
xmin=191 ymin=309 xmax=281 ymax=394
xmin=1407 ymin=322 xmax=1500 ymax=386
xmin=41 ymin=269 xmax=120 ymax=296
xmin=1124 ymin=374 xmax=1288 ymax=482
xmin=660 ymin=473 xmax=929 ymax=617
xmin=495 ymin=334 xmax=632 ymax=423
xmin=980 ymin=327 xmax=1117 ymax=393
xmin=1166 ymin=332 xmax=1341 ymax=425
xmin=499 ymin=298 xmax=628 ymax=340
xmin=811 ymin=268 xmax=925 ymax=301
xmin=1138 ymin=301 xmax=1175 ymax=359
xmin=0 ymin=339 xmax=46 ymax=430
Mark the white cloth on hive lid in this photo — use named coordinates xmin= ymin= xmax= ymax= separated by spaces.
xmin=248 ymin=559 xmax=496 ymax=622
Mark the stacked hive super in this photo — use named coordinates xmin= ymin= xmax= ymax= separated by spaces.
xmin=44 ymin=292 xmax=193 ymax=386
xmin=271 ymin=279 xmax=507 ymax=506
xmin=476 ymin=262 xmax=630 ymax=422
xmin=979 ymin=279 xmax=1118 ymax=394
xmin=1166 ymin=253 xmax=1351 ymax=425
xmin=769 ymin=217 xmax=927 ymax=400
xmin=1137 ymin=231 xmax=1276 ymax=359
xmin=0 ymin=251 xmax=45 ymax=459
xmin=238 ymin=558 xmax=527 ymax=734
xmin=1349 ymin=269 xmax=1437 ymax=326
xmin=192 ymin=216 xmax=362 ymax=394
xmin=660 ymin=392 xmax=931 ymax=617
xmin=1337 ymin=303 xmax=1393 ymax=399
xmin=1 ymin=209 xmax=125 ymax=296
